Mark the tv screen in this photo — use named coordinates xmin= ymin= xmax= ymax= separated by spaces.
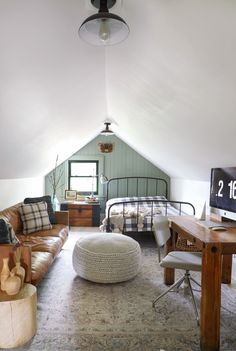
xmin=210 ymin=167 xmax=236 ymax=213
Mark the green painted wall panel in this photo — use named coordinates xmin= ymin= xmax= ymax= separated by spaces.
xmin=45 ymin=135 xmax=170 ymax=212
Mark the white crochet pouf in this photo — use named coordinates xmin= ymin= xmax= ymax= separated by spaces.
xmin=72 ymin=233 xmax=142 ymax=283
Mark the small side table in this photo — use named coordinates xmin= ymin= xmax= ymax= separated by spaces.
xmin=0 ymin=283 xmax=37 ymax=348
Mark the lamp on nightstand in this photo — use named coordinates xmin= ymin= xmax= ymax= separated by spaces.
xmin=100 ymin=174 xmax=108 ymax=184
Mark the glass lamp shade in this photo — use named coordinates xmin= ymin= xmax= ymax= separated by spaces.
xmin=79 ymin=12 xmax=129 ymax=46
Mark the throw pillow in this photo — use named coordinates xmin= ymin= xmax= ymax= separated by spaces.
xmin=24 ymin=195 xmax=56 ymax=224
xmin=0 ymin=218 xmax=11 ymax=243
xmin=0 ymin=218 xmax=19 ymax=244
xmin=8 ymin=221 xmax=20 ymax=244
xmin=19 ymin=202 xmax=52 ymax=235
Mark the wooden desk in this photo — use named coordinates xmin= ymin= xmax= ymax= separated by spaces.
xmin=168 ymin=217 xmax=236 ymax=351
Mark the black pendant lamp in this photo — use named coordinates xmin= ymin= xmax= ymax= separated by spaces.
xmin=79 ymin=0 xmax=129 ymax=46
xmin=100 ymin=122 xmax=114 ymax=135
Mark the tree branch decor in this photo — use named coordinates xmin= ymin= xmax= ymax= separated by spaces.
xmin=49 ymin=155 xmax=64 ymax=198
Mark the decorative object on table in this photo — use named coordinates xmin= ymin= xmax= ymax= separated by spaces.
xmin=76 ymin=194 xmax=86 ymax=201
xmin=4 ymin=272 xmax=21 ymax=296
xmin=79 ymin=0 xmax=129 ymax=46
xmin=13 ymin=242 xmax=22 ymax=263
xmin=0 ymin=257 xmax=10 ymax=291
xmin=65 ymin=190 xmax=77 ymax=200
xmin=11 ymin=262 xmax=25 ymax=288
xmin=11 ymin=243 xmax=25 ymax=288
xmin=49 ymin=154 xmax=64 ymax=210
xmin=198 ymin=201 xmax=207 ymax=221
xmin=86 ymin=196 xmax=99 ymax=202
xmin=98 ymin=142 xmax=113 ymax=153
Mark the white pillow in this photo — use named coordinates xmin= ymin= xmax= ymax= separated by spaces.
xmin=19 ymin=201 xmax=52 ymax=234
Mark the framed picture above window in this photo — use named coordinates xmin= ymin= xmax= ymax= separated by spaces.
xmin=65 ymin=190 xmax=77 ymax=200
xmin=68 ymin=160 xmax=98 ymax=195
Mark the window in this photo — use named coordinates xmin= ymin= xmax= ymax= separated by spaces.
xmin=68 ymin=160 xmax=98 ymax=195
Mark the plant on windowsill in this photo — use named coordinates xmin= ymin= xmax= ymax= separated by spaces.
xmin=49 ymin=155 xmax=64 ymax=210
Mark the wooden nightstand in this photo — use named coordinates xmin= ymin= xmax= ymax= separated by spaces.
xmin=60 ymin=201 xmax=100 ymax=227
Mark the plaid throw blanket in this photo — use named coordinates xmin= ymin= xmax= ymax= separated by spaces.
xmin=102 ymin=196 xmax=183 ymax=233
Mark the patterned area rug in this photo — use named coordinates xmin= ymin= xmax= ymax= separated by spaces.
xmin=14 ymin=229 xmax=236 ymax=351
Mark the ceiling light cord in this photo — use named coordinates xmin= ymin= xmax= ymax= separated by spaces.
xmin=99 ymin=0 xmax=109 ymax=13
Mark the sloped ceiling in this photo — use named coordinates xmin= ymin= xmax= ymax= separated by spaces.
xmin=0 ymin=0 xmax=235 ymax=181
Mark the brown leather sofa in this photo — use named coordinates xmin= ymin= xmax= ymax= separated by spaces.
xmin=0 ymin=203 xmax=69 ymax=285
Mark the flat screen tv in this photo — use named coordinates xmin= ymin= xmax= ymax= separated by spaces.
xmin=210 ymin=167 xmax=236 ymax=221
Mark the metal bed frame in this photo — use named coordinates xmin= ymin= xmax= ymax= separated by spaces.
xmin=106 ymin=176 xmax=168 ymax=201
xmin=105 ymin=199 xmax=195 ymax=232
xmin=104 ymin=176 xmax=195 ymax=233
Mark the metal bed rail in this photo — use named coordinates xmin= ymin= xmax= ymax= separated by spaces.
xmin=106 ymin=199 xmax=195 ymax=233
xmin=106 ymin=176 xmax=168 ymax=201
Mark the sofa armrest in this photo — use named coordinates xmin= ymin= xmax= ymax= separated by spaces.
xmin=55 ymin=211 xmax=69 ymax=226
xmin=0 ymin=244 xmax=32 ymax=283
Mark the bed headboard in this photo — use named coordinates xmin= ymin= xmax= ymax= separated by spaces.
xmin=106 ymin=176 xmax=168 ymax=201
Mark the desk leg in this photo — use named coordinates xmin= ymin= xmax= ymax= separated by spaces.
xmin=164 ymin=230 xmax=175 ymax=285
xmin=200 ymin=243 xmax=222 ymax=351
xmin=221 ymin=254 xmax=232 ymax=284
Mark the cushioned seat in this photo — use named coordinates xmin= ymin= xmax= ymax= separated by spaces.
xmin=72 ymin=233 xmax=142 ymax=283
xmin=160 ymin=251 xmax=202 ymax=271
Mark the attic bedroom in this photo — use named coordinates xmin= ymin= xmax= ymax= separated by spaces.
xmin=0 ymin=1 xmax=236 ymax=350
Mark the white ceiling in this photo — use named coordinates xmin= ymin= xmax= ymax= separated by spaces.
xmin=0 ymin=0 xmax=235 ymax=181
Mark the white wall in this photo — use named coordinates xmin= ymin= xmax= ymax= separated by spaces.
xmin=0 ymin=177 xmax=45 ymax=210
xmin=170 ymin=178 xmax=210 ymax=217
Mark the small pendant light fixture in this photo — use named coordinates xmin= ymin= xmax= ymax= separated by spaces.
xmin=100 ymin=122 xmax=114 ymax=135
xmin=79 ymin=0 xmax=130 ymax=46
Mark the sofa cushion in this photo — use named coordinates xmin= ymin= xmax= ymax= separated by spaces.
xmin=24 ymin=195 xmax=56 ymax=224
xmin=17 ymin=235 xmax=63 ymax=258
xmin=20 ymin=224 xmax=69 ymax=242
xmin=31 ymin=251 xmax=54 ymax=285
xmin=19 ymin=202 xmax=52 ymax=234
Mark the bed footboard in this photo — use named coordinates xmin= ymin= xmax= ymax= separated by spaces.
xmin=104 ymin=199 xmax=195 ymax=233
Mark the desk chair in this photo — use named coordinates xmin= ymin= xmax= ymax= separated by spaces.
xmin=152 ymin=216 xmax=202 ymax=324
